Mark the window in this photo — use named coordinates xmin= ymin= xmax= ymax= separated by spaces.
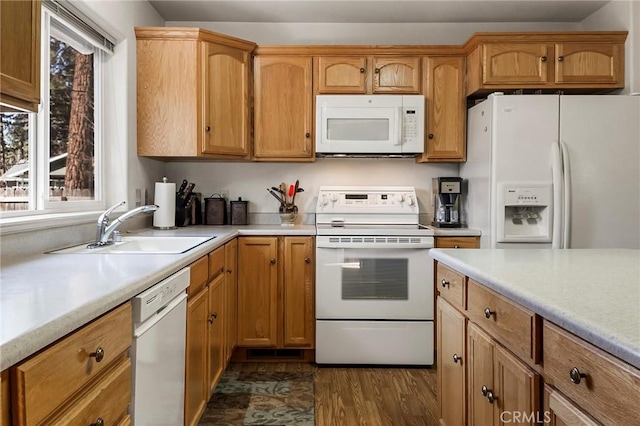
xmin=0 ymin=4 xmax=111 ymax=215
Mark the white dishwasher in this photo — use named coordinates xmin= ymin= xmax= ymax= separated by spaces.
xmin=131 ymin=267 xmax=189 ymax=425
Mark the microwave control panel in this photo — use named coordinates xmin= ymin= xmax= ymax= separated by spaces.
xmin=403 ymin=108 xmax=419 ymax=144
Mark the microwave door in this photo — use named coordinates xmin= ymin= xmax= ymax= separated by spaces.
xmin=319 ymin=107 xmax=401 ymax=153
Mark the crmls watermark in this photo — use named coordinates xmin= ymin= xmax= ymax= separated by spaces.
xmin=500 ymin=411 xmax=552 ymax=423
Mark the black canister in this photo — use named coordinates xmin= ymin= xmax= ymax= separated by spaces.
xmin=204 ymin=196 xmax=227 ymax=225
xmin=230 ymin=197 xmax=249 ymax=225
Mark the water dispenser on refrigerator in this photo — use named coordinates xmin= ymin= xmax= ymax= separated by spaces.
xmin=496 ymin=183 xmax=552 ymax=243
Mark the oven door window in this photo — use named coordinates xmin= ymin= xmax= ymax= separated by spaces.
xmin=342 ymin=258 xmax=408 ymax=300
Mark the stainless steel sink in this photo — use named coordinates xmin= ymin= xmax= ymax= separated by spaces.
xmin=49 ymin=236 xmax=216 ymax=254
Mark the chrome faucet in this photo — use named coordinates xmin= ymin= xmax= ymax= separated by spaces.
xmin=88 ymin=201 xmax=159 ymax=248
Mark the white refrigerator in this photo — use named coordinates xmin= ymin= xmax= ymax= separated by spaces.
xmin=461 ymin=93 xmax=640 ymax=249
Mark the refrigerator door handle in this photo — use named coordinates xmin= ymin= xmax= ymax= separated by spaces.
xmin=560 ymin=141 xmax=571 ymax=249
xmin=551 ymin=141 xmax=564 ymax=249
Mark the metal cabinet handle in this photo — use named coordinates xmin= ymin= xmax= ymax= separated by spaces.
xmin=92 ymin=418 xmax=105 ymax=426
xmin=359 ymin=67 xmax=365 ymax=73
xmin=208 ymin=312 xmax=218 ymax=324
xmin=441 ymin=279 xmax=450 ymax=288
xmin=484 ymin=307 xmax=494 ymax=319
xmin=305 ymin=132 xmax=311 ymax=138
xmin=89 ymin=347 xmax=105 ymax=362
xmin=541 ymin=56 xmax=547 ymax=62
xmin=428 ymin=133 xmax=434 ymax=139
xmin=227 ymin=269 xmax=232 ymax=273
xmin=452 ymin=353 xmax=461 ymax=363
xmin=454 ymin=245 xmax=460 ymax=249
xmin=205 ymin=126 xmax=211 ymax=132
xmin=569 ymin=367 xmax=587 ymax=384
xmin=305 ymin=257 xmax=311 ymax=264
xmin=375 ymin=68 xmax=380 ymax=74
xmin=486 ymin=390 xmax=496 ymax=404
xmin=558 ymin=56 xmax=564 ymax=62
xmin=481 ymin=385 xmax=489 ymax=396
xmin=270 ymin=258 xmax=276 ymax=264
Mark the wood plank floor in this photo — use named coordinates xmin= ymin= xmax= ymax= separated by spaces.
xmin=225 ymin=363 xmax=439 ymax=425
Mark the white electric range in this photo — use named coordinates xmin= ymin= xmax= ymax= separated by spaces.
xmin=315 ymin=186 xmax=434 ymax=365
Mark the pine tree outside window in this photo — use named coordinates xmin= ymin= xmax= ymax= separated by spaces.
xmin=0 ymin=5 xmax=109 ymax=215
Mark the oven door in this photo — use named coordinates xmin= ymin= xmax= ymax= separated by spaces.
xmin=315 ymin=236 xmax=434 ymax=320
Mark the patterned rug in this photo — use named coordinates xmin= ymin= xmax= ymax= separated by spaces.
xmin=198 ymin=370 xmax=315 ymax=425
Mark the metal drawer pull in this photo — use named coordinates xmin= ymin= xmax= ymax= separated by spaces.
xmin=270 ymin=258 xmax=276 ymax=264
xmin=305 ymin=257 xmax=311 ymax=264
xmin=541 ymin=56 xmax=547 ymax=62
xmin=208 ymin=312 xmax=218 ymax=324
xmin=441 ymin=279 xmax=450 ymax=288
xmin=452 ymin=353 xmax=461 ymax=363
xmin=558 ymin=56 xmax=564 ymax=62
xmin=92 ymin=418 xmax=105 ymax=426
xmin=89 ymin=347 xmax=105 ymax=362
xmin=484 ymin=307 xmax=494 ymax=319
xmin=454 ymin=245 xmax=460 ymax=248
xmin=360 ymin=67 xmax=365 ymax=73
xmin=481 ymin=385 xmax=489 ymax=396
xmin=569 ymin=367 xmax=587 ymax=384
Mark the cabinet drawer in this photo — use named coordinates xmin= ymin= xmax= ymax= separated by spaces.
xmin=436 ymin=263 xmax=465 ymax=310
xmin=209 ymin=246 xmax=225 ymax=279
xmin=543 ymin=321 xmax=640 ymax=425
xmin=189 ymin=255 xmax=209 ymax=295
xmin=467 ymin=280 xmax=537 ymax=363
xmin=12 ymin=303 xmax=132 ymax=426
xmin=434 ymin=236 xmax=480 ymax=248
xmin=47 ymin=357 xmax=131 ymax=425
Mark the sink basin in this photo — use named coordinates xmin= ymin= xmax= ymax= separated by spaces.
xmin=49 ymin=236 xmax=216 ymax=254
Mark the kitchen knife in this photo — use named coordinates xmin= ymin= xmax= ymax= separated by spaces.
xmin=177 ymin=179 xmax=188 ymax=196
xmin=182 ymin=183 xmax=195 ymax=206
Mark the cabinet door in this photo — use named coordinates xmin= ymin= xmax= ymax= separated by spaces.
xmin=555 ymin=43 xmax=623 ymax=85
xmin=494 ymin=345 xmax=540 ymax=426
xmin=184 ymin=287 xmax=208 ymax=426
xmin=282 ymin=237 xmax=314 ymax=347
xmin=421 ymin=56 xmax=466 ymax=162
xmin=437 ymin=299 xmax=466 ymax=426
xmin=224 ymin=239 xmax=238 ymax=361
xmin=237 ymin=237 xmax=279 ymax=346
xmin=207 ymin=274 xmax=225 ymax=395
xmin=483 ymin=43 xmax=549 ymax=85
xmin=467 ymin=323 xmax=494 ymax=426
xmin=202 ymin=42 xmax=250 ymax=156
xmin=254 ymin=56 xmax=313 ymax=159
xmin=372 ymin=56 xmax=421 ymax=93
xmin=316 ymin=56 xmax=367 ymax=93
xmin=544 ymin=385 xmax=599 ymax=426
xmin=0 ymin=0 xmax=41 ymax=111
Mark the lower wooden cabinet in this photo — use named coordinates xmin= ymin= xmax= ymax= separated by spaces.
xmin=237 ymin=236 xmax=315 ymax=348
xmin=9 ymin=303 xmax=132 ymax=426
xmin=437 ymin=299 xmax=466 ymax=426
xmin=185 ymin=240 xmax=238 ymax=426
xmin=543 ymin=385 xmax=599 ymax=426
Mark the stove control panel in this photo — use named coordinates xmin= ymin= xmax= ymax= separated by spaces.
xmin=317 ymin=186 xmax=418 ymax=214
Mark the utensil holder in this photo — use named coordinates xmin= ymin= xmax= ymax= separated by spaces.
xmin=279 ymin=204 xmax=298 ymax=225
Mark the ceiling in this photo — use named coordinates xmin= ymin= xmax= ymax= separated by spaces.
xmin=148 ymin=0 xmax=609 ymax=23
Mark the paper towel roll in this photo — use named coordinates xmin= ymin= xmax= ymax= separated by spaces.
xmin=153 ymin=178 xmax=176 ymax=229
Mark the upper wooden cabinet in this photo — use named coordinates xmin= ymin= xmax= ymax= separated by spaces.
xmin=253 ymin=56 xmax=314 ymax=160
xmin=418 ymin=56 xmax=466 ymax=163
xmin=0 ymin=0 xmax=41 ymax=112
xmin=465 ymin=32 xmax=626 ymax=96
xmin=315 ymin=56 xmax=421 ymax=94
xmin=135 ymin=27 xmax=255 ymax=159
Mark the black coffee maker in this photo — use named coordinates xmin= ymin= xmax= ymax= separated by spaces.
xmin=432 ymin=177 xmax=463 ymax=228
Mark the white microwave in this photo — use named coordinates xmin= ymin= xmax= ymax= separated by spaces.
xmin=315 ymin=95 xmax=425 ymax=156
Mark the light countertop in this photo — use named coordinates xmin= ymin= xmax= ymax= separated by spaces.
xmin=0 ymin=224 xmax=315 ymax=370
xmin=429 ymin=248 xmax=640 ymax=369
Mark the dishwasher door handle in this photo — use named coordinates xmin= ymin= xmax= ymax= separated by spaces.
xmin=134 ymin=292 xmax=187 ymax=338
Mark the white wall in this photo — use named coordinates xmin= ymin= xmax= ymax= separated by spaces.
xmin=165 ymin=159 xmax=457 ymax=222
xmin=167 ymin=21 xmax=580 ymax=45
xmin=71 ymin=0 xmax=165 ymax=208
xmin=579 ymin=0 xmax=639 ymax=93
